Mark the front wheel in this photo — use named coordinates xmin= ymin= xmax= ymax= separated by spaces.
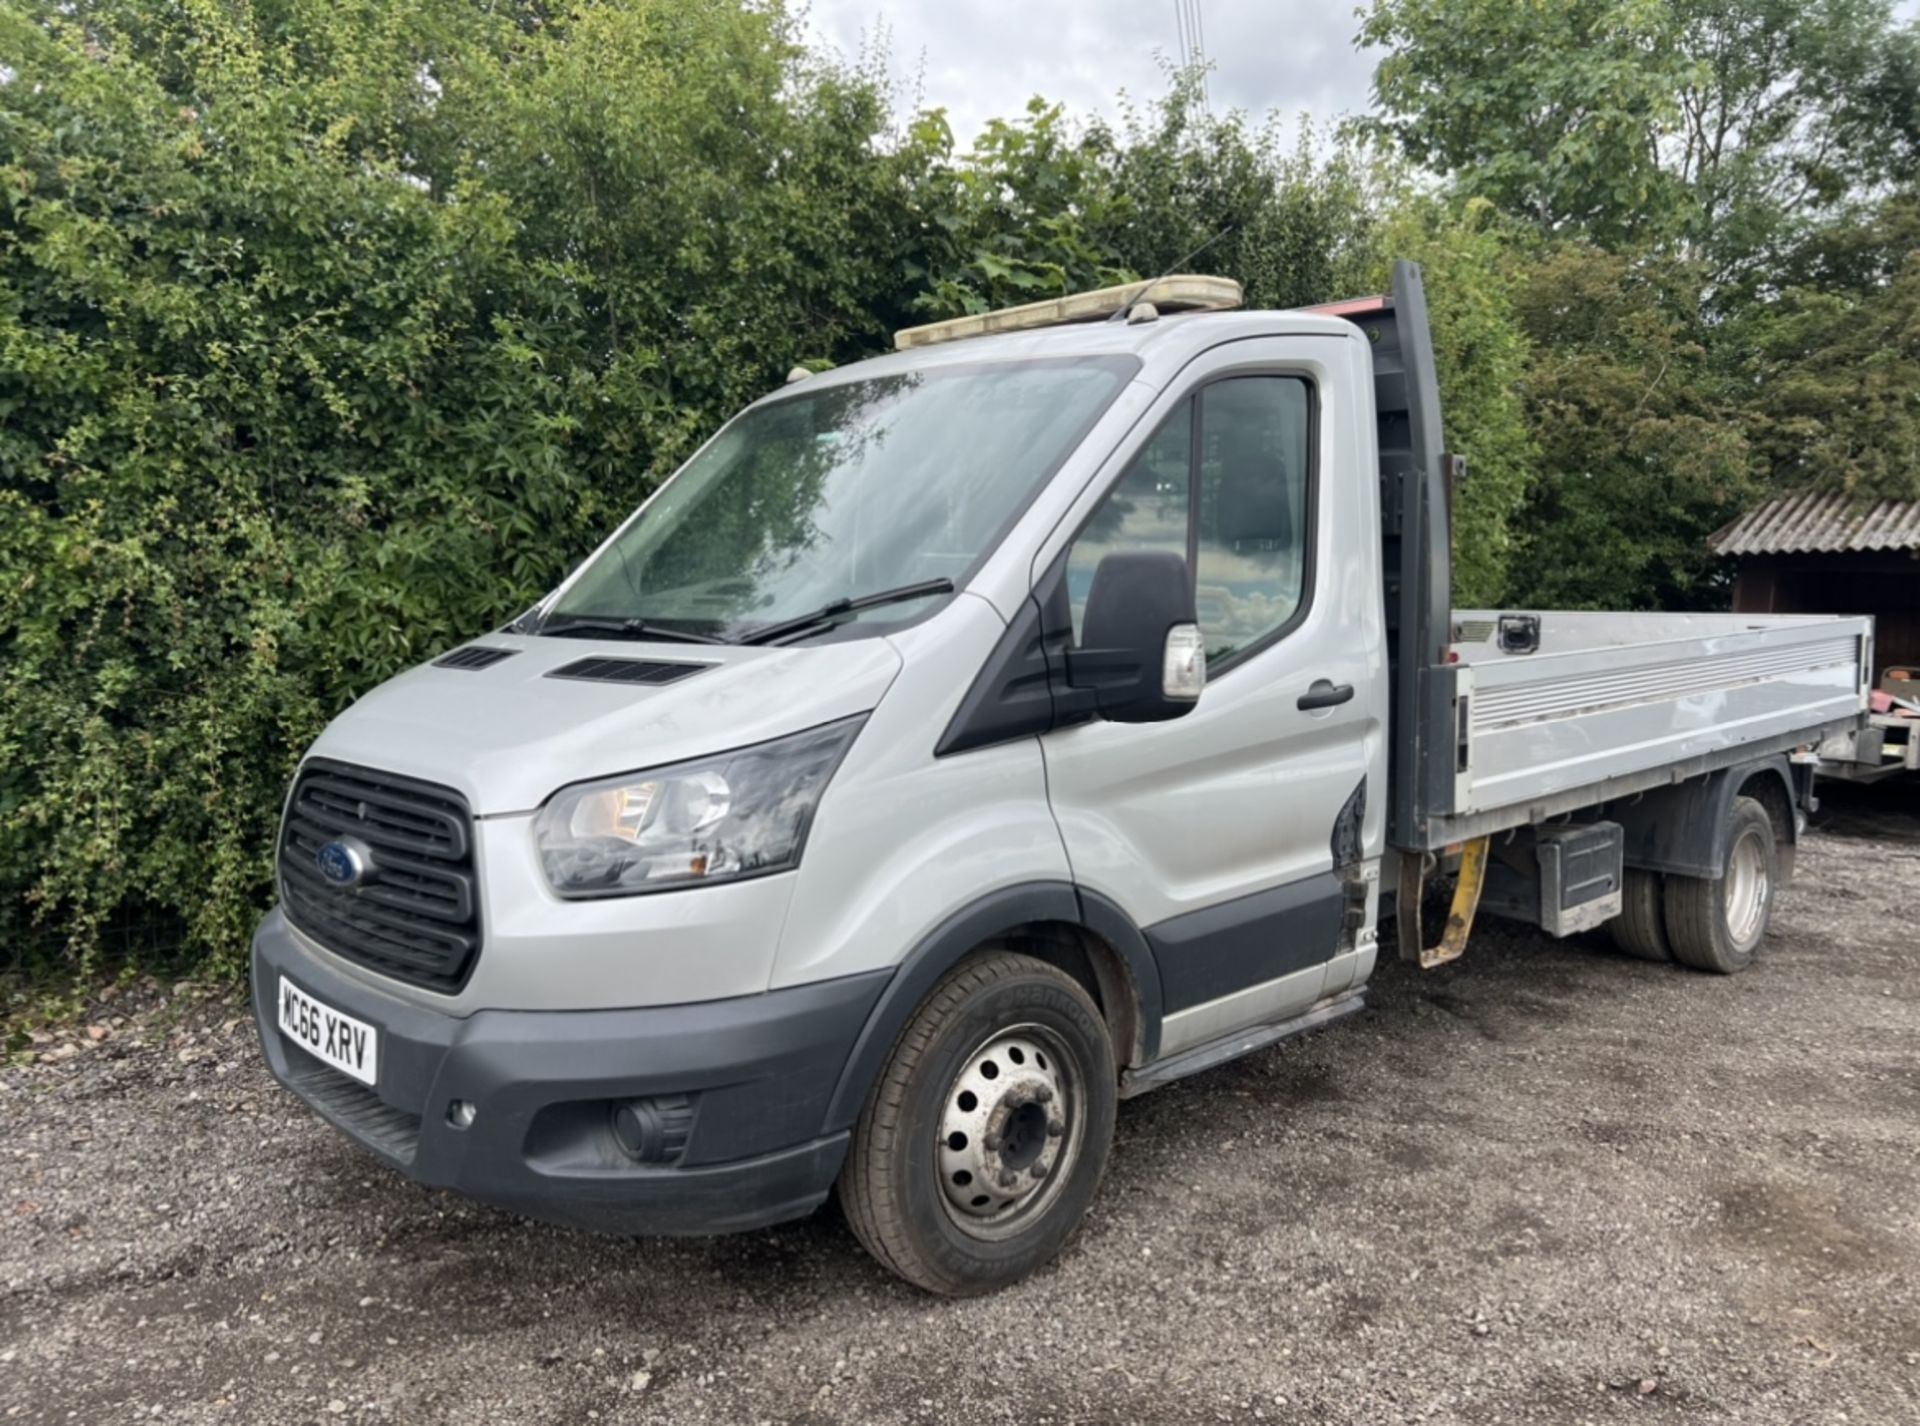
xmin=837 ymin=951 xmax=1117 ymax=1295
xmin=1664 ymin=795 xmax=1777 ymax=974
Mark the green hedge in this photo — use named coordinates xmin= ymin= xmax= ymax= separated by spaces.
xmin=5 ymin=3 xmax=1443 ymax=979
xmin=6 ymin=0 xmax=1666 ymax=984
xmin=0 ymin=0 xmax=926 ymax=973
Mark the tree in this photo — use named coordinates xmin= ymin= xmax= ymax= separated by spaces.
xmin=0 ymin=0 xmax=915 ymax=973
xmin=1373 ymin=198 xmax=1537 ymax=607
xmin=1736 ymin=239 xmax=1920 ymax=502
xmin=906 ymin=67 xmax=1391 ymax=322
xmin=1361 ymin=0 xmax=1920 ymax=277
xmin=902 ymin=99 xmax=1136 ymax=319
xmin=24 ymin=0 xmax=1848 ymax=985
xmin=1361 ymin=0 xmax=1697 ymax=246
xmin=1675 ymin=0 xmax=1920 ymax=274
xmin=1098 ymin=67 xmax=1386 ymax=310
xmin=1502 ymin=245 xmax=1754 ymax=610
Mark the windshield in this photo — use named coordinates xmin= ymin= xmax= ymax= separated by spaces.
xmin=539 ymin=357 xmax=1135 ymax=641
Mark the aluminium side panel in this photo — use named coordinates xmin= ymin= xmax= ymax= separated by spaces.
xmin=1455 ymin=616 xmax=1871 ymax=815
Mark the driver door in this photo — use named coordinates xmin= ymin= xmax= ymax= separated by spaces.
xmin=1039 ymin=341 xmax=1385 ymax=1058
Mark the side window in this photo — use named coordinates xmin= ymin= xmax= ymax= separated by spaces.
xmin=1067 ymin=376 xmax=1311 ymax=667
xmin=1195 ymin=377 xmax=1311 ymax=665
xmin=1066 ymin=401 xmax=1191 ymax=642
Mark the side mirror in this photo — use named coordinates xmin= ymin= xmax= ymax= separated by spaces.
xmin=1068 ymin=550 xmax=1206 ymax=723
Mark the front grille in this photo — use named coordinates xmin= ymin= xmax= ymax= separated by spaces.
xmin=279 ymin=759 xmax=482 ymax=993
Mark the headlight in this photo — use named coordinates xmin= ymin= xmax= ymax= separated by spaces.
xmin=532 ymin=716 xmax=866 ymax=898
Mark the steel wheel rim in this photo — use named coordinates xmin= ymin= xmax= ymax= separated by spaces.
xmin=935 ymin=1022 xmax=1085 ymax=1241
xmin=1724 ymin=828 xmax=1770 ymax=950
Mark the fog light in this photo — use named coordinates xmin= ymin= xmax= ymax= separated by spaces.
xmin=609 ymin=1094 xmax=696 ymax=1164
xmin=447 ymin=1099 xmax=477 ymax=1129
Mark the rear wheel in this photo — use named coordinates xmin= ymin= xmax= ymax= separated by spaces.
xmin=1664 ymin=796 xmax=1776 ymax=975
xmin=1608 ymin=867 xmax=1672 ymax=962
xmin=837 ymin=951 xmax=1116 ymax=1296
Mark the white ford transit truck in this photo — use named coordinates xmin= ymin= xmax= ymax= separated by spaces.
xmin=252 ymin=264 xmax=1873 ymax=1294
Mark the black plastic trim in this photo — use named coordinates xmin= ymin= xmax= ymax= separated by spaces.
xmin=277 ymin=758 xmax=483 ymax=994
xmin=252 ymin=910 xmax=887 ymax=1236
xmin=1123 ymin=988 xmax=1366 ymax=1097
xmin=935 ymin=555 xmax=1102 ymax=757
xmin=433 ymin=645 xmax=519 ymax=671
xmin=545 ymin=656 xmax=709 ymax=686
xmin=821 ymin=881 xmax=1167 ymax=1130
xmin=935 ymin=590 xmax=1058 ymax=756
xmin=822 ymin=883 xmax=1075 ymax=1131
xmin=1073 ymin=887 xmax=1167 ymax=1063
xmin=1146 ymin=872 xmax=1346 ymax=1015
xmin=1610 ymin=754 xmax=1800 ymax=880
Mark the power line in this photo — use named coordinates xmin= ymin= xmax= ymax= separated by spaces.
xmin=1172 ymin=0 xmax=1211 ymax=109
xmin=1186 ymin=0 xmax=1210 ymax=109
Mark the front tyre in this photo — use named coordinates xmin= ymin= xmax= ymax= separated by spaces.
xmin=837 ymin=951 xmax=1117 ymax=1296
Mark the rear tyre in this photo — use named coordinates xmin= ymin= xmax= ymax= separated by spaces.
xmin=1664 ymin=796 xmax=1776 ymax=975
xmin=1608 ymin=867 xmax=1672 ymax=962
xmin=837 ymin=951 xmax=1116 ymax=1296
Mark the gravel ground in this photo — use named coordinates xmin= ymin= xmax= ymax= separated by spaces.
xmin=4 ymin=783 xmax=1917 ymax=1426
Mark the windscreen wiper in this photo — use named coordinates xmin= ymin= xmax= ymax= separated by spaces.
xmin=537 ymin=615 xmax=729 ymax=645
xmin=737 ymin=578 xmax=956 ymax=646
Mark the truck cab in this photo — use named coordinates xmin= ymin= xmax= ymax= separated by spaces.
xmin=253 ymin=267 xmax=1869 ymax=1295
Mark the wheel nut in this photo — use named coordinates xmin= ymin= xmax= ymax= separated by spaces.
xmin=1030 ymin=1161 xmax=1050 ymax=1180
xmin=1047 ymin=1120 xmax=1065 ymax=1138
xmin=998 ymin=1169 xmax=1020 ymax=1188
xmin=1032 ymin=1085 xmax=1054 ymax=1104
xmin=984 ymin=1132 xmax=1003 ymax=1152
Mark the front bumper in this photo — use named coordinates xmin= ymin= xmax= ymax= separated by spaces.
xmin=250 ymin=909 xmax=890 ymax=1235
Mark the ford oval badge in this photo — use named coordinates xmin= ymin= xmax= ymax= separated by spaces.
xmin=316 ymin=838 xmax=369 ymax=889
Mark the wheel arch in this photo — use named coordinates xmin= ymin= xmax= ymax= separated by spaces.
xmin=1610 ymin=754 xmax=1802 ymax=882
xmin=819 ymin=882 xmax=1163 ymax=1135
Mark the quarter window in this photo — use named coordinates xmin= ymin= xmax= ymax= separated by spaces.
xmin=1069 ymin=376 xmax=1312 ymax=667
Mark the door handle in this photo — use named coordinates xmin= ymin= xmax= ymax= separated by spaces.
xmin=1297 ymin=679 xmax=1355 ymax=711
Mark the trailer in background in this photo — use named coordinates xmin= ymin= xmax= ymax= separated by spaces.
xmin=1812 ymin=669 xmax=1920 ymax=782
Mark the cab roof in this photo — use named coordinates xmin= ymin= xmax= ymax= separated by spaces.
xmin=779 ymin=305 xmax=1365 ymax=406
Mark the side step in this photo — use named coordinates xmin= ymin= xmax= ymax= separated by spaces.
xmin=1119 ymin=989 xmax=1367 ymax=1099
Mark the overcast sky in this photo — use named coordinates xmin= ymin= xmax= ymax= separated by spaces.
xmin=805 ymin=0 xmax=1920 ymax=149
xmin=803 ymin=0 xmax=1378 ymax=145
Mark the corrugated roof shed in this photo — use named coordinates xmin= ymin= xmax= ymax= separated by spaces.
xmin=1710 ymin=491 xmax=1920 ymax=557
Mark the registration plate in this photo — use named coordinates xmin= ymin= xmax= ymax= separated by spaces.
xmin=277 ymin=976 xmax=379 ymax=1087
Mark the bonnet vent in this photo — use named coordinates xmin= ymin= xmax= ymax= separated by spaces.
xmin=434 ymin=645 xmax=519 ymax=671
xmin=546 ymin=657 xmax=708 ymax=686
